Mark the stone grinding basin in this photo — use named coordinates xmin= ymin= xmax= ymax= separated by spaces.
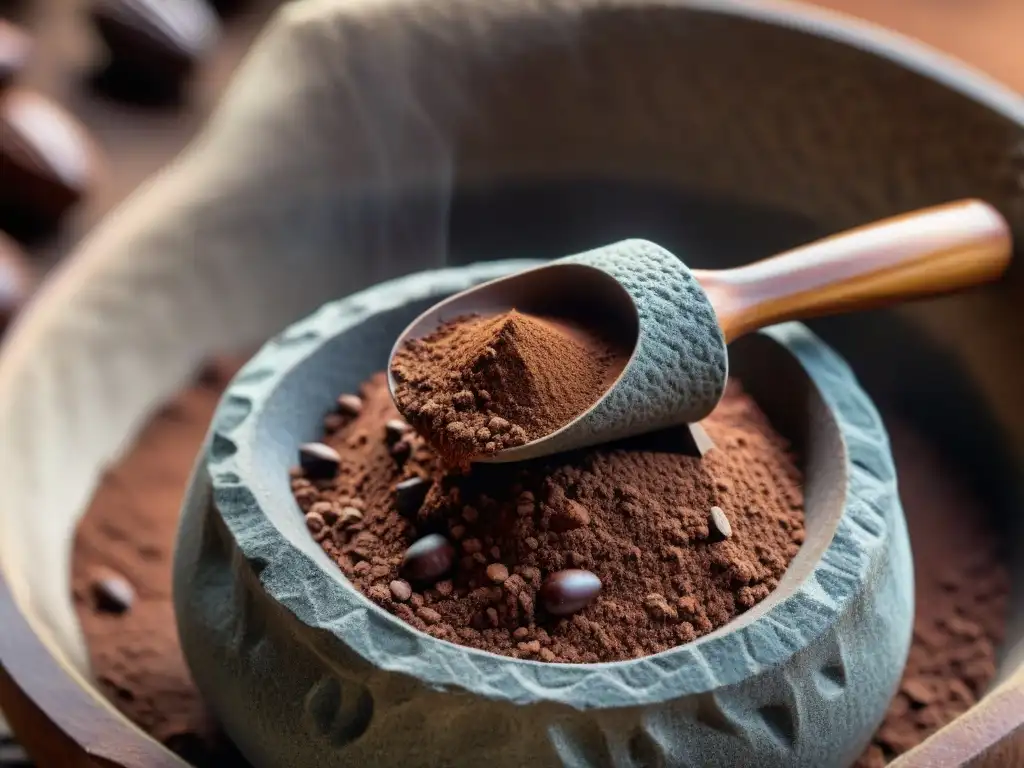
xmin=0 ymin=0 xmax=1021 ymax=766
xmin=172 ymin=261 xmax=912 ymax=768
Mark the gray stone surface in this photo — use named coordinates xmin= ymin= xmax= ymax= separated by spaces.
xmin=518 ymin=240 xmax=729 ymax=457
xmin=174 ymin=261 xmax=913 ymax=768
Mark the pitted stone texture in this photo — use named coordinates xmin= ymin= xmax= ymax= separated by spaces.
xmin=541 ymin=239 xmax=727 ymax=456
xmin=175 ymin=263 xmax=911 ymax=768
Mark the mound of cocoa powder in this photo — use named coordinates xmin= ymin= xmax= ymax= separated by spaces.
xmin=294 ymin=372 xmax=804 ymax=662
xmin=69 ymin=365 xmax=1011 ymax=767
xmin=390 ymin=310 xmax=629 ymax=464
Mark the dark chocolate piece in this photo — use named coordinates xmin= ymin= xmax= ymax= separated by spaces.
xmin=89 ymin=0 xmax=219 ymax=89
xmin=0 ymin=21 xmax=32 ymax=91
xmin=384 ymin=418 xmax=410 ymax=444
xmin=394 ymin=476 xmax=429 ymax=515
xmin=0 ymin=89 xmax=99 ymax=229
xmin=402 ymin=534 xmax=454 ymax=582
xmin=337 ymin=393 xmax=362 ymax=416
xmin=298 ymin=442 xmax=341 ymax=480
xmin=91 ymin=572 xmax=136 ymax=614
xmin=389 ymin=437 xmax=412 ymax=463
xmin=540 ymin=569 xmax=602 ymax=616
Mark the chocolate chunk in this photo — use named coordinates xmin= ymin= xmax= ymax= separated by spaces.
xmin=394 ymin=476 xmax=429 ymax=515
xmin=384 ymin=419 xmax=410 ymax=444
xmin=389 ymin=579 xmax=412 ymax=602
xmin=680 ymin=422 xmax=715 ymax=458
xmin=0 ymin=89 xmax=99 ymax=229
xmin=0 ymin=21 xmax=32 ymax=91
xmin=336 ymin=393 xmax=362 ymax=416
xmin=298 ymin=442 xmax=341 ymax=480
xmin=402 ymin=534 xmax=454 ymax=582
xmin=90 ymin=0 xmax=219 ymax=88
xmin=539 ymin=569 xmax=601 ymax=616
xmin=0 ymin=232 xmax=34 ymax=332
xmin=709 ymin=506 xmax=732 ymax=540
xmin=389 ymin=437 xmax=412 ymax=463
xmin=91 ymin=572 xmax=135 ymax=614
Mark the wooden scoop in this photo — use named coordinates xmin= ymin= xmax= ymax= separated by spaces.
xmin=389 ymin=199 xmax=1012 ymax=462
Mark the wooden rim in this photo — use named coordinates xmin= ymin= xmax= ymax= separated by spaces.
xmin=893 ymin=682 xmax=1024 ymax=766
xmin=0 ymin=569 xmax=185 ymax=768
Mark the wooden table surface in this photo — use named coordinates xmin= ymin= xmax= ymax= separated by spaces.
xmin=0 ymin=0 xmax=1020 ymax=765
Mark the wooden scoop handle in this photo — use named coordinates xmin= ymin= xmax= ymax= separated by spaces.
xmin=692 ymin=200 xmax=1013 ymax=343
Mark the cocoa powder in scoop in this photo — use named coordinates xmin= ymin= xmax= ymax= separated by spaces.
xmin=390 ymin=310 xmax=628 ymax=464
xmin=294 ymin=372 xmax=806 ymax=662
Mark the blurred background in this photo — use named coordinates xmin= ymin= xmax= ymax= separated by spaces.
xmin=0 ymin=0 xmax=1021 ymax=766
xmin=2 ymin=0 xmax=1022 ymax=300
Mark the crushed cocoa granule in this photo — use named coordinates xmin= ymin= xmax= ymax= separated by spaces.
xmin=294 ymin=371 xmax=806 ymax=663
xmin=389 ymin=310 xmax=628 ymax=465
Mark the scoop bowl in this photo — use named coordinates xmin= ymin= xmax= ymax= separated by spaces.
xmin=388 ymin=200 xmax=1011 ymax=463
xmin=387 ymin=241 xmax=727 ymax=462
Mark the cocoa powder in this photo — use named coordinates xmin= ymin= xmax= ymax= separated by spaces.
xmin=295 ymin=372 xmax=806 ymax=662
xmin=854 ymin=423 xmax=1010 ymax=767
xmin=71 ymin=359 xmax=250 ymax=768
xmin=68 ymin=365 xmax=1011 ymax=767
xmin=390 ymin=310 xmax=628 ymax=464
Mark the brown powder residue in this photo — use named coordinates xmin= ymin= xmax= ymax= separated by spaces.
xmin=71 ymin=359 xmax=250 ymax=768
xmin=67 ymin=364 xmax=1010 ymax=764
xmin=855 ymin=423 xmax=1010 ymax=766
xmin=390 ymin=310 xmax=627 ymax=464
xmin=294 ymin=372 xmax=805 ymax=663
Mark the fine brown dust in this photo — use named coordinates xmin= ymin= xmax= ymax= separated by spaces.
xmin=69 ymin=362 xmax=1011 ymax=766
xmin=390 ymin=310 xmax=628 ymax=465
xmin=294 ymin=372 xmax=806 ymax=663
xmin=71 ymin=359 xmax=249 ymax=767
xmin=854 ymin=422 xmax=1010 ymax=767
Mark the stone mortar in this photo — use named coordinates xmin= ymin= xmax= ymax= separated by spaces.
xmin=174 ymin=261 xmax=913 ymax=768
